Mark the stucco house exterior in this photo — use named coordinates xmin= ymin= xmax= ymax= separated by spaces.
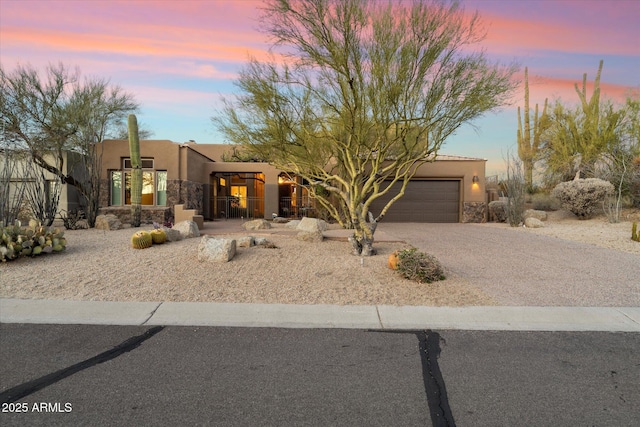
xmin=97 ymin=139 xmax=487 ymax=224
xmin=1 ymin=149 xmax=86 ymax=224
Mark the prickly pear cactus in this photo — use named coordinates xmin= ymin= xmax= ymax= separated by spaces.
xmin=1 ymin=223 xmax=66 ymax=261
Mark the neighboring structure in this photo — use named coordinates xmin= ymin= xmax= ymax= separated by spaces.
xmin=97 ymin=139 xmax=487 ymax=224
xmin=0 ymin=149 xmax=85 ymax=224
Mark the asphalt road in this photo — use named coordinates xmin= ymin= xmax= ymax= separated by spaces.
xmin=1 ymin=324 xmax=639 ymax=426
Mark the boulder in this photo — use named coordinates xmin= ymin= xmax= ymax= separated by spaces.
xmin=524 ymin=217 xmax=544 ymax=228
xmin=296 ymin=217 xmax=327 ymax=233
xmin=254 ymin=237 xmax=269 ymax=246
xmin=163 ymin=227 xmax=183 ymax=242
xmin=243 ymin=219 xmax=271 ymax=230
xmin=524 ymin=209 xmax=548 ymax=221
xmin=272 ymin=217 xmax=289 ymax=224
xmin=94 ymin=214 xmax=122 ymax=231
xmin=285 ymin=220 xmax=301 ymax=229
xmin=173 ymin=220 xmax=200 ymax=238
xmin=197 ymin=236 xmax=236 ymax=262
xmin=296 ymin=231 xmax=324 ymax=242
xmin=236 ymin=236 xmax=255 ymax=248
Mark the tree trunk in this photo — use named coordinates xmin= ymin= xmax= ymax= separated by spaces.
xmin=348 ymin=212 xmax=378 ymax=256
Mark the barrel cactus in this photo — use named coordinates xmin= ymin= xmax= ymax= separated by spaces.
xmin=131 ymin=231 xmax=153 ymax=249
xmin=150 ymin=228 xmax=167 ymax=244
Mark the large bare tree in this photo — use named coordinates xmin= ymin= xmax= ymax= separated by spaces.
xmin=0 ymin=63 xmax=143 ymax=226
xmin=215 ymin=0 xmax=517 ymax=255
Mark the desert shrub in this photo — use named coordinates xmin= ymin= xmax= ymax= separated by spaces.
xmin=504 ymin=155 xmax=526 ymax=226
xmin=488 ymin=200 xmax=508 ymax=222
xmin=1 ymin=221 xmax=66 ymax=262
xmin=531 ymin=193 xmax=561 ymax=211
xmin=396 ymin=247 xmax=445 ymax=284
xmin=59 ymin=209 xmax=87 ymax=230
xmin=551 ymin=178 xmax=614 ymax=219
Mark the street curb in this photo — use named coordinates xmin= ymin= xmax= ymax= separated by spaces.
xmin=1 ymin=299 xmax=639 ymax=332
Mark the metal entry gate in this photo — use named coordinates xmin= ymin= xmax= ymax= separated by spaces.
xmin=215 ymin=196 xmax=264 ymax=219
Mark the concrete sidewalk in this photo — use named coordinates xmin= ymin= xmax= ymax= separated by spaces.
xmin=1 ymin=299 xmax=639 ymax=332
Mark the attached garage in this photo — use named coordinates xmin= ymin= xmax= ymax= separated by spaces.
xmin=370 ymin=180 xmax=460 ymax=223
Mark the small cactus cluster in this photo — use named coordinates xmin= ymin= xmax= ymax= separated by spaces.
xmin=1 ymin=220 xmax=66 ymax=262
xmin=632 ymin=222 xmax=639 ymax=242
xmin=131 ymin=223 xmax=167 ymax=249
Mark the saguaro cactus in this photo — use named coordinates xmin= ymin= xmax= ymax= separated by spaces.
xmin=517 ymin=67 xmax=549 ymax=191
xmin=128 ymin=114 xmax=142 ymax=227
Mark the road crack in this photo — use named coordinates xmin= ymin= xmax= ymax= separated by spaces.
xmin=417 ymin=330 xmax=456 ymax=427
xmin=0 ymin=326 xmax=164 ymax=404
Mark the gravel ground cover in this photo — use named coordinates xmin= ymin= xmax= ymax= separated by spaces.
xmin=1 ymin=210 xmax=638 ymax=307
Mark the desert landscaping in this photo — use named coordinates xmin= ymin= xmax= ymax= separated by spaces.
xmin=481 ymin=209 xmax=640 ymax=256
xmin=1 ymin=208 xmax=638 ymax=307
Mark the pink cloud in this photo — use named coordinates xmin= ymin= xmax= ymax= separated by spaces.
xmin=479 ymin=12 xmax=639 ymax=57
xmin=515 ymin=74 xmax=637 ymax=108
xmin=1 ymin=26 xmax=269 ymax=64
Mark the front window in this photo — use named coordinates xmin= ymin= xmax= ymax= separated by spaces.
xmin=110 ymin=171 xmax=122 ymax=205
xmin=156 ymin=171 xmax=167 ymax=206
xmin=109 ymin=158 xmax=167 ymax=206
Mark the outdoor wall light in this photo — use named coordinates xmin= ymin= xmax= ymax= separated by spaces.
xmin=472 ymin=175 xmax=479 ymax=183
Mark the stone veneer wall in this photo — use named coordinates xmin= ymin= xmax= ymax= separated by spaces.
xmin=462 ymin=201 xmax=486 ymax=223
xmin=98 ymin=206 xmax=171 ymax=225
xmin=169 ymin=179 xmax=203 ymax=214
xmin=98 ymin=178 xmax=203 ymax=223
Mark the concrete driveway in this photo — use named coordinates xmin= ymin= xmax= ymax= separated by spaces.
xmin=378 ymin=223 xmax=639 ymax=307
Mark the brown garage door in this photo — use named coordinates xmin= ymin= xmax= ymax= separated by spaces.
xmin=369 ymin=180 xmax=460 ymax=222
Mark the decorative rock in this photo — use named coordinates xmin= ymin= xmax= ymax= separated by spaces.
xmin=254 ymin=237 xmax=269 ymax=246
xmin=272 ymin=217 xmax=289 ymax=224
xmin=296 ymin=231 xmax=324 ymax=242
xmin=173 ymin=220 xmax=200 ymax=238
xmin=197 ymin=236 xmax=236 ymax=262
xmin=94 ymin=214 xmax=122 ymax=230
xmin=524 ymin=209 xmax=548 ymax=221
xmin=163 ymin=227 xmax=183 ymax=242
xmin=237 ymin=236 xmax=255 ymax=248
xmin=243 ymin=219 xmax=271 ymax=230
xmin=296 ymin=217 xmax=327 ymax=233
xmin=285 ymin=220 xmax=301 ymax=229
xmin=524 ymin=217 xmax=544 ymax=228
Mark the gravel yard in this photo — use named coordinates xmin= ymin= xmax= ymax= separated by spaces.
xmin=1 ymin=210 xmax=638 ymax=307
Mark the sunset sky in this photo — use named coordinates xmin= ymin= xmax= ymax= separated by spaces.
xmin=1 ymin=0 xmax=639 ymax=176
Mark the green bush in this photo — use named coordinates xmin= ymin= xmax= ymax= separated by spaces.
xmin=1 ymin=221 xmax=66 ymax=262
xmin=396 ymin=247 xmax=445 ymax=284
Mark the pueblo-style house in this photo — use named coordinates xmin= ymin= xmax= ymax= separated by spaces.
xmin=97 ymin=139 xmax=488 ymax=224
